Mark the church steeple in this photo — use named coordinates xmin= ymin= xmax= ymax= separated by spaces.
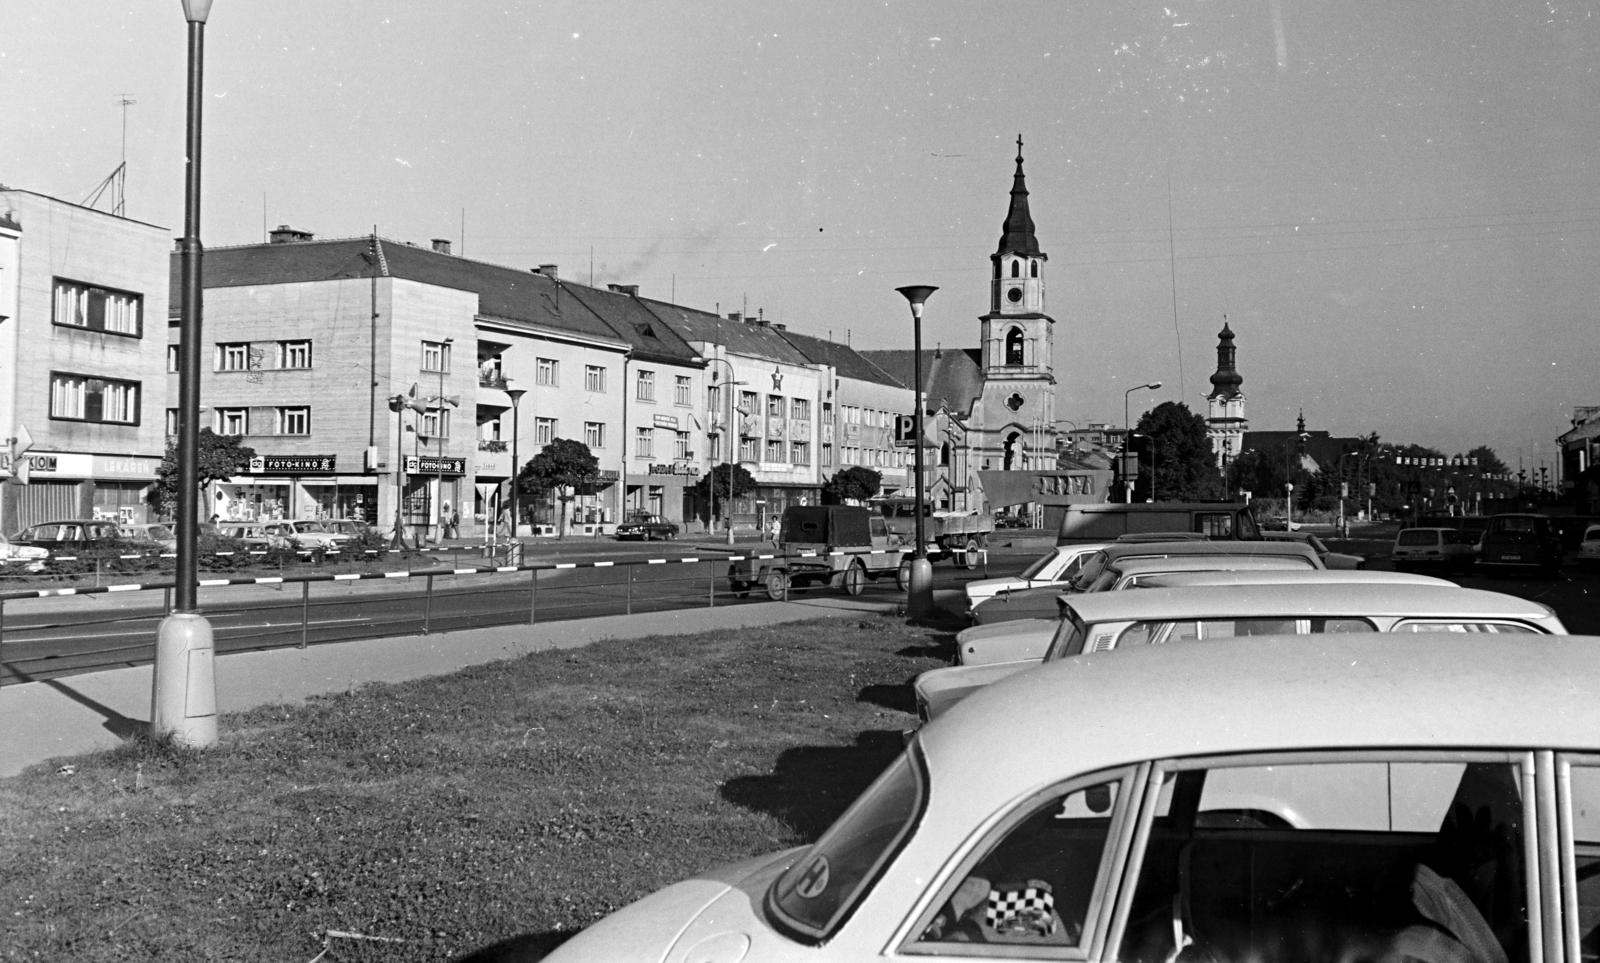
xmin=1207 ymin=321 xmax=1243 ymax=400
xmin=1204 ymin=319 xmax=1247 ymax=469
xmin=996 ymin=135 xmax=1041 ymax=258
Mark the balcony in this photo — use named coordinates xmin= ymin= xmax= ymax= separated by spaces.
xmin=478 ymin=439 xmax=508 ymax=453
xmin=479 ymin=371 xmax=508 ymax=390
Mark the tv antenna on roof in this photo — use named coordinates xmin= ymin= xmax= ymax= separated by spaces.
xmin=86 ymin=95 xmax=137 ymax=216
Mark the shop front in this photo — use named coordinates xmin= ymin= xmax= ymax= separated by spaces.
xmin=624 ymin=462 xmax=699 ymax=529
xmin=214 ymin=453 xmax=379 ymax=525
xmin=403 ymin=454 xmax=466 ymax=542
xmin=0 ymin=451 xmax=161 ymax=532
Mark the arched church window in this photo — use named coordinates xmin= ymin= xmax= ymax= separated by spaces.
xmin=940 ymin=443 xmax=951 ymax=467
xmin=1011 ymin=260 xmax=1020 ymax=279
xmin=1004 ymin=432 xmax=1022 ymax=471
xmin=1030 ymin=260 xmax=1038 ymax=278
xmin=1005 ymin=328 xmax=1026 ymax=366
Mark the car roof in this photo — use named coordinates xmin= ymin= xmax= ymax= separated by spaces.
xmin=921 ymin=634 xmax=1600 ymax=805
xmin=1140 ymin=570 xmax=1456 ymax=588
xmin=1059 ymin=583 xmax=1555 ymax=624
xmin=1094 ymin=539 xmax=1315 ymax=561
xmin=1108 ymin=555 xmax=1314 ymax=577
xmin=1398 ymin=527 xmax=1454 ymax=533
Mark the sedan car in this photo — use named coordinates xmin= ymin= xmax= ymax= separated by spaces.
xmin=542 ymin=634 xmax=1600 ymax=963
xmin=9 ymin=520 xmax=123 ymax=554
xmin=1262 ymin=529 xmax=1364 ymax=568
xmin=262 ymin=519 xmax=349 ymax=550
xmin=1579 ymin=523 xmax=1600 ymax=569
xmin=615 ymin=513 xmax=679 ymax=541
xmin=214 ymin=522 xmax=291 ymax=551
xmin=117 ymin=522 xmax=177 ymax=552
xmin=962 ymin=542 xmax=1110 ymax=611
xmin=919 ymin=582 xmax=1566 ymax=719
xmin=1390 ymin=526 xmax=1476 ymax=572
xmin=0 ymin=534 xmax=50 ymax=572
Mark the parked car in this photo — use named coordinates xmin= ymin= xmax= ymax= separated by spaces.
xmin=1579 ymin=523 xmax=1600 ymax=569
xmin=262 ymin=519 xmax=349 ymax=551
xmin=614 ymin=513 xmax=679 ymax=541
xmin=542 ymin=633 xmax=1600 ymax=963
xmin=1056 ymin=501 xmax=1261 ymax=544
xmin=1262 ymin=529 xmax=1364 ymax=568
xmin=955 ymin=569 xmax=1461 ymax=667
xmin=1390 ymin=526 xmax=1477 ymax=572
xmin=214 ymin=522 xmax=291 ymax=551
xmin=9 ymin=520 xmax=123 ymax=554
xmin=320 ymin=518 xmax=372 ymax=541
xmin=920 ymin=582 xmax=1567 ymax=719
xmin=968 ymin=539 xmax=1323 ymax=625
xmin=117 ymin=522 xmax=177 ymax=552
xmin=992 ymin=512 xmax=1028 ymax=529
xmin=1479 ymin=513 xmax=1564 ymax=575
xmin=963 ymin=542 xmax=1111 ymax=612
xmin=0 ymin=534 xmax=50 ymax=572
xmin=730 ymin=505 xmax=905 ymax=600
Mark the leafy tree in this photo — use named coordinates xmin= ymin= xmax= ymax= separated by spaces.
xmin=692 ymin=463 xmax=757 ymax=520
xmin=1468 ymin=445 xmax=1509 ymax=476
xmin=1131 ymin=402 xmax=1220 ymax=501
xmin=1227 ymin=444 xmax=1293 ymax=502
xmin=824 ymin=465 xmax=882 ymax=504
xmin=518 ymin=438 xmax=599 ymax=538
xmin=147 ymin=428 xmax=257 ymax=518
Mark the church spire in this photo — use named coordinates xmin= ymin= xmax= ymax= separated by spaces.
xmin=1207 ymin=320 xmax=1243 ymax=399
xmin=996 ymin=134 xmax=1041 ymax=257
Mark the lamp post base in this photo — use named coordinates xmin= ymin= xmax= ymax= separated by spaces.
xmin=151 ymin=612 xmax=218 ymax=748
xmin=906 ymin=556 xmax=935 ymax=621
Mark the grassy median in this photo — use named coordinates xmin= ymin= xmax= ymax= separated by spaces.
xmin=0 ymin=615 xmax=950 ymax=962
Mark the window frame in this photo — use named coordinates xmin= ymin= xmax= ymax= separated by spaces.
xmin=215 ymin=407 xmax=249 ymax=436
xmin=422 ymin=340 xmax=451 ymax=374
xmin=675 ymin=375 xmax=692 ymax=406
xmin=585 ymin=364 xmax=607 ymax=393
xmin=635 ymin=426 xmax=654 ymax=458
xmin=636 ymin=369 xmax=656 ymax=402
xmin=534 ymin=417 xmax=557 ymax=447
xmin=584 ymin=421 xmax=605 ymax=449
xmin=48 ymin=371 xmax=142 ymax=425
xmin=536 ymin=356 xmax=559 ymax=386
xmin=52 ymin=277 xmax=144 ymax=338
xmin=275 ymin=406 xmax=311 ymax=436
xmin=277 ymin=339 xmax=313 ymax=369
xmin=215 ymin=342 xmax=250 ymax=372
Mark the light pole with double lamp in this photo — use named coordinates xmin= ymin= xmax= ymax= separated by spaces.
xmin=1122 ymin=381 xmax=1162 ymax=502
xmin=505 ymin=387 xmax=526 ymax=562
xmin=153 ymin=0 xmax=219 ymax=748
xmin=896 ymin=284 xmax=938 ymax=620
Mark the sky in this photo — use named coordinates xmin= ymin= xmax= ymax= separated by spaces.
xmin=4 ymin=0 xmax=1597 ymax=471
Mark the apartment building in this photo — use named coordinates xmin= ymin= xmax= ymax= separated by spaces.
xmin=0 ymin=189 xmax=170 ymax=533
xmin=775 ymin=328 xmax=913 ymax=497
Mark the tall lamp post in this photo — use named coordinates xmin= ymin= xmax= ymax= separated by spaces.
xmin=1123 ymin=381 xmax=1161 ymax=503
xmin=432 ymin=337 xmax=454 ymax=544
xmin=153 ymin=0 xmax=218 ymax=748
xmin=505 ymin=387 xmax=526 ymax=562
xmin=706 ymin=358 xmax=744 ymax=546
xmin=896 ymin=284 xmax=938 ymax=620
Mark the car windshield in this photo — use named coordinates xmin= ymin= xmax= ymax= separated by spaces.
xmin=1494 ymin=517 xmax=1538 ymax=533
xmin=294 ymin=521 xmax=328 ymax=533
xmin=1587 ymin=528 xmax=1600 ymax=543
xmin=145 ymin=525 xmax=175 ymax=539
xmin=768 ymin=745 xmax=927 ymax=942
xmin=1019 ymin=552 xmax=1061 ymax=580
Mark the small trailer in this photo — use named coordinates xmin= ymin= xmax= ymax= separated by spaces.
xmin=729 ymin=505 xmax=909 ymax=601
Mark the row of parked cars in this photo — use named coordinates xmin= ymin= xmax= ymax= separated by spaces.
xmin=0 ymin=517 xmax=373 ymax=572
xmin=1392 ymin=513 xmax=1598 ymax=574
xmin=536 ymin=507 xmax=1600 ymax=963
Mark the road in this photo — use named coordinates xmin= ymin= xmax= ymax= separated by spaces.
xmin=5 ymin=536 xmax=1597 ymax=685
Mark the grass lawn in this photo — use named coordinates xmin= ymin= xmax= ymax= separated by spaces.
xmin=0 ymin=615 xmax=951 ymax=962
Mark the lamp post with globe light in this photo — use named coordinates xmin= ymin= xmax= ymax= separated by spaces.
xmin=896 ymin=284 xmax=938 ymax=620
xmin=505 ymin=387 xmax=526 ymax=562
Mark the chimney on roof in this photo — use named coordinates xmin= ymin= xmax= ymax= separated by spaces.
xmin=269 ymin=224 xmax=314 ymax=244
xmin=728 ymin=311 xmax=742 ymax=323
xmin=431 ymin=238 xmax=452 ymax=255
xmin=607 ymin=283 xmax=639 ymax=296
xmin=536 ymin=264 xmax=559 ymax=278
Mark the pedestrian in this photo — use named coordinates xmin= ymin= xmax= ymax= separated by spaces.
xmin=768 ymin=514 xmax=781 ymax=546
xmin=449 ymin=507 xmax=461 ymax=539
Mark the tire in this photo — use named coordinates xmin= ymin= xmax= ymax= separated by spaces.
xmin=961 ymin=537 xmax=981 ymax=570
xmin=665 ymin=530 xmax=676 ymax=541
xmin=765 ymin=569 xmax=789 ymax=601
xmin=896 ymin=559 xmax=912 ymax=593
xmin=950 ymin=540 xmax=968 ymax=570
xmin=730 ymin=580 xmax=750 ymax=599
xmin=843 ymin=561 xmax=866 ymax=597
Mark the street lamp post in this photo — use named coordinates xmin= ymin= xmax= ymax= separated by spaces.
xmin=433 ymin=337 xmax=453 ymax=544
xmin=153 ymin=0 xmax=218 ymax=748
xmin=896 ymin=285 xmax=938 ymax=620
xmin=506 ymin=387 xmax=526 ymax=563
xmin=1285 ymin=482 xmax=1295 ymax=529
xmin=705 ymin=359 xmax=744 ymax=546
xmin=1122 ymin=382 xmax=1162 ymax=503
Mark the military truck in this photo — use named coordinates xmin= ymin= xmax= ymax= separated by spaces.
xmin=729 ymin=505 xmax=909 ymax=601
xmin=875 ymin=498 xmax=995 ymax=568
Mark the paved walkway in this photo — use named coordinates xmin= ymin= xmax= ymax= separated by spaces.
xmin=0 ymin=591 xmax=966 ymax=779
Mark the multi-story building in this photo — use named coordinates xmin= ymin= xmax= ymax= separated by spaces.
xmin=775 ymin=328 xmax=912 ymax=497
xmin=0 ymin=189 xmax=170 ymax=533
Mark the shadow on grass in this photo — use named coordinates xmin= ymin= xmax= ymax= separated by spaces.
xmin=453 ymin=930 xmax=575 ymax=962
xmin=720 ymin=729 xmax=906 ymax=840
xmin=857 ymin=682 xmax=916 ymax=715
xmin=896 ymin=629 xmax=956 ymax=662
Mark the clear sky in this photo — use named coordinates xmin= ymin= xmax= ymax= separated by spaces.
xmin=4 ymin=0 xmax=1596 ymax=470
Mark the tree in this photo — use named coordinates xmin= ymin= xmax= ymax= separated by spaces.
xmin=1131 ymin=402 xmax=1219 ymax=501
xmin=824 ymin=466 xmax=882 ymax=504
xmin=518 ymin=438 xmax=599 ymax=538
xmin=692 ymin=463 xmax=757 ymax=520
xmin=1468 ymin=445 xmax=1509 ymax=476
xmin=1227 ymin=444 xmax=1292 ymax=502
xmin=147 ymin=429 xmax=256 ymax=518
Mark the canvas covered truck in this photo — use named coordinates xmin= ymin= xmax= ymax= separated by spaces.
xmin=729 ymin=505 xmax=909 ymax=601
xmin=876 ymin=499 xmax=995 ymax=568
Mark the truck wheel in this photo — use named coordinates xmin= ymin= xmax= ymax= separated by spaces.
xmin=961 ymin=538 xmax=981 ymax=570
xmin=896 ymin=559 xmax=912 ymax=592
xmin=843 ymin=561 xmax=866 ymax=596
xmin=765 ymin=569 xmax=789 ymax=601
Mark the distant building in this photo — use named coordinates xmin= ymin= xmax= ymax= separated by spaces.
xmin=0 ymin=189 xmax=170 ymax=533
xmin=1205 ymin=322 xmax=1247 ymax=468
xmin=1241 ymin=411 xmax=1361 ymax=475
xmin=1557 ymin=405 xmax=1600 ymax=511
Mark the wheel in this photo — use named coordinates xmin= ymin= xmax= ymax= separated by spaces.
xmin=843 ymin=561 xmax=866 ymax=596
xmin=961 ymin=537 xmax=981 ymax=570
xmin=896 ymin=559 xmax=912 ymax=593
xmin=665 ymin=530 xmax=676 ymax=541
xmin=765 ymin=569 xmax=789 ymax=601
xmin=730 ymin=580 xmax=750 ymax=599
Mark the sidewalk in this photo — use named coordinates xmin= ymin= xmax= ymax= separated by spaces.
xmin=0 ymin=591 xmax=963 ymax=779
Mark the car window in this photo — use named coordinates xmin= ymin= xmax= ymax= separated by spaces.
xmin=1563 ymin=756 xmax=1600 ymax=947
xmin=1020 ymin=552 xmax=1058 ymax=580
xmin=870 ymin=516 xmax=890 ymax=539
xmin=1584 ymin=528 xmax=1600 ymax=543
xmin=1443 ymin=530 xmax=1462 ymax=545
xmin=1398 ymin=530 xmax=1440 ymax=546
xmin=1389 ymin=620 xmax=1544 ymax=634
xmin=913 ymin=772 xmax=1131 ymax=950
xmin=1194 ymin=513 xmax=1234 ymax=538
xmin=768 ymin=747 xmax=926 ymax=942
xmin=1119 ymin=755 xmax=1531 ymax=963
xmin=1127 ymin=618 xmax=1378 ymax=645
xmin=1045 ymin=614 xmax=1089 ymax=660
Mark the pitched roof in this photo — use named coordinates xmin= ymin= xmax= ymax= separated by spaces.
xmin=643 ymin=304 xmax=813 ymax=367
xmin=560 ymin=285 xmax=702 ymax=366
xmin=859 ymin=348 xmax=985 ymax=415
xmin=775 ymin=329 xmax=906 ymax=388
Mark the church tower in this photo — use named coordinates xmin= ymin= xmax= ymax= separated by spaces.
xmin=1205 ymin=321 xmax=1247 ymax=468
xmin=977 ymin=136 xmax=1058 ymax=473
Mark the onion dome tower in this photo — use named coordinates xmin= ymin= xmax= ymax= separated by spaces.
xmin=1206 ymin=321 xmax=1247 ymax=468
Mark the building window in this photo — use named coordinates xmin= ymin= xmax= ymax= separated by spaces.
xmin=739 ymin=438 xmax=759 ymax=463
xmin=53 ymin=279 xmax=142 ymax=336
xmin=422 ymin=409 xmax=452 ymax=438
xmin=767 ymin=394 xmax=784 ymax=417
xmin=422 ymin=340 xmax=451 ymax=373
xmin=216 ymin=407 xmax=249 ymax=435
xmin=791 ymin=398 xmax=811 ymax=421
xmin=822 ymin=443 xmax=834 ymax=467
xmin=48 ymin=372 xmax=140 ymax=424
xmin=636 ymin=369 xmax=655 ymax=402
xmin=278 ymin=340 xmax=312 ymax=369
xmin=674 ymin=431 xmax=691 ymax=460
xmin=709 ymin=433 xmax=723 ymax=462
xmin=584 ymin=422 xmax=605 ymax=449
xmin=276 ymin=407 xmax=310 ymax=435
xmin=791 ymin=441 xmax=810 ymax=465
xmin=166 ymin=345 xmax=179 ymax=373
xmin=585 ymin=365 xmax=606 ymax=392
xmin=216 ymin=342 xmax=249 ymax=372
xmin=765 ymin=439 xmax=784 ymax=462
xmin=675 ymin=375 xmax=692 ymax=406
xmin=739 ymin=390 xmax=758 ymax=415
xmin=535 ymin=417 xmax=557 ymax=447
xmin=822 ymin=402 xmax=833 ymax=426
xmin=635 ymin=427 xmax=654 ymax=458
xmin=165 ymin=408 xmax=178 ymax=435
xmin=537 ymin=357 xmax=558 ymax=386
xmin=1005 ymin=327 xmax=1025 ymax=366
